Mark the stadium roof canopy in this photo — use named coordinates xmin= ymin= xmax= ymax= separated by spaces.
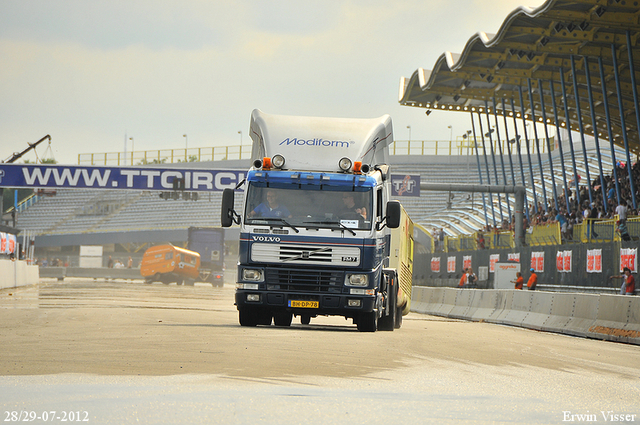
xmin=399 ymin=0 xmax=640 ymax=156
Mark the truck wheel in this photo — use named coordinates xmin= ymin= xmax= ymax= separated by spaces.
xmin=257 ymin=310 xmax=272 ymax=326
xmin=357 ymin=311 xmax=377 ymax=332
xmin=300 ymin=315 xmax=311 ymax=325
xmin=185 ymin=279 xmax=195 ymax=286
xmin=377 ymin=300 xmax=395 ymax=331
xmin=378 ymin=279 xmax=397 ymax=331
xmin=273 ymin=311 xmax=292 ymax=327
xmin=239 ymin=307 xmax=258 ymax=327
xmin=394 ymin=302 xmax=404 ymax=329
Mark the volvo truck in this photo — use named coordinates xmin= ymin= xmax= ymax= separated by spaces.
xmin=221 ymin=110 xmax=412 ymax=332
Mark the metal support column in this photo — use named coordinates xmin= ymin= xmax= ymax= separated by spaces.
xmin=501 ymin=99 xmax=518 ymax=192
xmin=625 ymin=32 xmax=640 ymax=209
xmin=549 ymin=79 xmax=571 ymax=211
xmin=470 ymin=111 xmax=490 ymax=228
xmin=509 ymin=98 xmax=531 ymax=220
xmin=518 ymin=86 xmax=539 ymax=213
xmin=492 ymin=98 xmax=513 ymax=220
xmin=536 ymin=79 xmax=559 ymax=211
xmin=611 ymin=43 xmax=638 ymax=209
xmin=583 ymin=57 xmax=608 ymax=212
xmin=559 ymin=67 xmax=582 ymax=207
xmin=598 ymin=57 xmax=621 ymax=206
xmin=570 ymin=56 xmax=594 ymax=205
xmin=527 ymin=79 xmax=549 ymax=211
xmin=477 ymin=110 xmax=498 ymax=227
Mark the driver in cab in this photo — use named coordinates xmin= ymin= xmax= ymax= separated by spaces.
xmin=341 ymin=193 xmax=367 ymax=220
xmin=249 ymin=190 xmax=292 ymax=218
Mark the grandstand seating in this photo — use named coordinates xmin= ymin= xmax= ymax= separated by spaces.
xmin=13 ymin=144 xmax=630 ymax=239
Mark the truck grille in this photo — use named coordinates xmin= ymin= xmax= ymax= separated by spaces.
xmin=251 ymin=243 xmax=360 ymax=266
xmin=264 ymin=268 xmax=343 ymax=292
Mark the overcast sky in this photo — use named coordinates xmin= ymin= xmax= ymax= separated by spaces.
xmin=0 ymin=0 xmax=542 ymax=165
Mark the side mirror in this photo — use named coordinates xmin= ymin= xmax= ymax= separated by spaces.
xmin=385 ymin=201 xmax=401 ymax=229
xmin=221 ymin=188 xmax=236 ymax=227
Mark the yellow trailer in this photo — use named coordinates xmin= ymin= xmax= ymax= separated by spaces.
xmin=388 ymin=205 xmax=414 ymax=317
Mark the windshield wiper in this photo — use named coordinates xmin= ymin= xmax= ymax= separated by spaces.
xmin=304 ymin=220 xmax=357 ymax=236
xmin=253 ymin=217 xmax=300 ymax=233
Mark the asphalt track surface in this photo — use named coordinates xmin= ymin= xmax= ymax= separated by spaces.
xmin=1 ymin=279 xmax=639 ymax=424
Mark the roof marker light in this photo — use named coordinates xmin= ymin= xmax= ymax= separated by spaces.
xmin=262 ymin=157 xmax=272 ymax=170
xmin=353 ymin=161 xmax=362 ymax=174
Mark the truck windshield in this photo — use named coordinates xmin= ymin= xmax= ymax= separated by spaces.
xmin=245 ymin=184 xmax=373 ymax=231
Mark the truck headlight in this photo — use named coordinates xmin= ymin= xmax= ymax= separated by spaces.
xmin=345 ymin=274 xmax=368 ymax=287
xmin=339 ymin=157 xmax=352 ymax=172
xmin=272 ymin=154 xmax=285 ymax=168
xmin=242 ymin=268 xmax=264 ymax=282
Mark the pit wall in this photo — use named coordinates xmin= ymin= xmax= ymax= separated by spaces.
xmin=411 ymin=286 xmax=640 ymax=345
xmin=0 ymin=259 xmax=40 ymax=290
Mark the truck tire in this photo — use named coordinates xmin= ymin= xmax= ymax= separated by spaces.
xmin=239 ymin=307 xmax=258 ymax=327
xmin=273 ymin=311 xmax=292 ymax=327
xmin=394 ymin=302 xmax=404 ymax=329
xmin=300 ymin=315 xmax=311 ymax=325
xmin=357 ymin=311 xmax=377 ymax=332
xmin=257 ymin=310 xmax=272 ymax=326
xmin=377 ymin=280 xmax=396 ymax=332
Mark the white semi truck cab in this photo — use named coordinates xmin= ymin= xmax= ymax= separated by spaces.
xmin=221 ymin=110 xmax=411 ymax=332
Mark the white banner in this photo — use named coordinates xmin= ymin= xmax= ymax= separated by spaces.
xmin=489 ymin=254 xmax=500 ymax=273
xmin=586 ymin=249 xmax=602 ymax=273
xmin=531 ymin=251 xmax=544 ymax=273
xmin=620 ymin=248 xmax=638 ymax=273
xmin=447 ymin=256 xmax=457 ymax=273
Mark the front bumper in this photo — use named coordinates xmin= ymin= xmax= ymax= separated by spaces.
xmin=235 ymin=289 xmax=376 ymax=315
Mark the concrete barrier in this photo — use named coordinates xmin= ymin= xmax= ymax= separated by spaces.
xmin=539 ymin=292 xmax=575 ymax=334
xmin=410 ymin=286 xmax=428 ymax=313
xmin=410 ymin=286 xmax=640 ymax=345
xmin=430 ymin=288 xmax=458 ymax=316
xmin=521 ymin=291 xmax=555 ymax=331
xmin=468 ymin=290 xmax=499 ymax=322
xmin=486 ymin=290 xmax=512 ymax=324
xmin=0 ymin=260 xmax=40 ymax=290
xmin=493 ymin=290 xmax=523 ymax=326
xmin=448 ymin=289 xmax=476 ymax=320
xmin=587 ymin=295 xmax=640 ymax=344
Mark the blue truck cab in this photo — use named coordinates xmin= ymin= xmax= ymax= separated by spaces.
xmin=221 ymin=110 xmax=408 ymax=332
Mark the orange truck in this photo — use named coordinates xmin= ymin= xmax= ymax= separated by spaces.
xmin=140 ymin=244 xmax=200 ymax=285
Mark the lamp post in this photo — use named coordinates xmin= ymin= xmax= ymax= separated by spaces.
xmin=129 ymin=137 xmax=134 ymax=165
xmin=406 ymin=125 xmax=411 ymax=141
xmin=448 ymin=125 xmax=453 ymax=142
xmin=183 ymin=134 xmax=188 ymax=161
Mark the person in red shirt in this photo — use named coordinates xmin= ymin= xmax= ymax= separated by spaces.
xmin=512 ymin=272 xmax=524 ymax=290
xmin=610 ymin=267 xmax=636 ymax=295
xmin=527 ymin=268 xmax=538 ymax=290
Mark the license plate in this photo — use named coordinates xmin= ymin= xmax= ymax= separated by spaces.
xmin=288 ymin=300 xmax=319 ymax=308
